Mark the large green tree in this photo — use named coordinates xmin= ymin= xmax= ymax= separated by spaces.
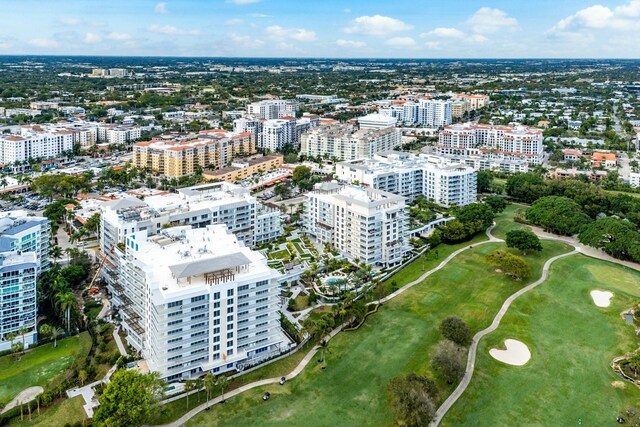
xmin=505 ymin=229 xmax=543 ymax=255
xmin=439 ymin=317 xmax=472 ymax=347
xmin=578 ymin=217 xmax=640 ymax=263
xmin=387 ymin=373 xmax=437 ymax=427
xmin=432 ymin=340 xmax=467 ymax=384
xmin=526 ymin=196 xmax=591 ymax=236
xmin=94 ymin=370 xmax=164 ymax=427
xmin=486 ymin=250 xmax=531 ymax=280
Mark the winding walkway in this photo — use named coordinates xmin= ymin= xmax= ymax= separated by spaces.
xmin=153 ymin=227 xmax=500 ymax=427
xmin=430 ymin=248 xmax=577 ymax=426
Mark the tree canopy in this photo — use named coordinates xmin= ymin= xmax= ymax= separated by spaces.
xmin=439 ymin=317 xmax=472 ymax=347
xmin=486 ymin=250 xmax=531 ymax=280
xmin=526 ymin=196 xmax=591 ymax=236
xmin=578 ymin=217 xmax=640 ymax=263
xmin=93 ymin=370 xmax=164 ymax=427
xmin=387 ymin=373 xmax=437 ymax=427
xmin=505 ymin=229 xmax=543 ymax=255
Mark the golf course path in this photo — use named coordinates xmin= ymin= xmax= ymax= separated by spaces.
xmin=157 ymin=325 xmax=344 ymax=427
xmin=1 ymin=386 xmax=43 ymax=414
xmin=430 ymin=248 xmax=578 ymax=426
xmin=153 ymin=226 xmax=501 ymax=427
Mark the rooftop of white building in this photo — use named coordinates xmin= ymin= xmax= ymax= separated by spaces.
xmin=126 ymin=225 xmax=277 ymax=304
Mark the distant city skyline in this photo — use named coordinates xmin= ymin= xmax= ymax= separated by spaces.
xmin=2 ymin=0 xmax=640 ymax=58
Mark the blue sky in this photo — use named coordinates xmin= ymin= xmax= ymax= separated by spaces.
xmin=1 ymin=0 xmax=639 ymax=57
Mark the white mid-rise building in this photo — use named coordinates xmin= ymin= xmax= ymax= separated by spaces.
xmin=438 ymin=123 xmax=544 ymax=164
xmin=97 ymin=124 xmax=142 ymax=145
xmin=0 ymin=212 xmax=50 ymax=351
xmin=336 ymin=152 xmax=477 ymax=207
xmin=417 ymin=99 xmax=452 ymax=127
xmin=99 ymin=183 xmax=282 ymax=304
xmin=630 ymin=172 xmax=640 ymax=188
xmin=301 ymin=124 xmax=402 ymax=161
xmin=0 ymin=126 xmax=74 ymax=165
xmin=119 ymin=224 xmax=289 ymax=381
xmin=247 ymin=100 xmax=299 ymax=120
xmin=303 ymin=182 xmax=410 ymax=267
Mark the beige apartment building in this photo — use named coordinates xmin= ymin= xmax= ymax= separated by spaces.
xmin=133 ymin=130 xmax=255 ymax=178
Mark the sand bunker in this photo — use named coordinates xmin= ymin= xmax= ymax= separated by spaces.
xmin=590 ymin=290 xmax=613 ymax=307
xmin=489 ymin=339 xmax=531 ymax=366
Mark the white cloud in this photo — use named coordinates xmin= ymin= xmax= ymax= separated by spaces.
xmin=467 ymin=7 xmax=517 ymax=34
xmin=29 ymin=38 xmax=59 ymax=48
xmin=0 ymin=42 xmax=12 ymax=50
xmin=549 ymin=0 xmax=640 ymax=34
xmin=421 ymin=27 xmax=487 ymax=44
xmin=424 ymin=41 xmax=442 ymax=50
xmin=225 ymin=18 xmax=244 ymax=26
xmin=423 ymin=27 xmax=465 ymax=39
xmin=266 ymin=25 xmax=316 ymax=41
xmin=385 ymin=36 xmax=416 ymax=48
xmin=227 ymin=33 xmax=264 ymax=49
xmin=83 ymin=32 xmax=102 ymax=44
xmin=344 ymin=15 xmax=413 ymax=36
xmin=107 ymin=32 xmax=132 ymax=41
xmin=154 ymin=2 xmax=168 ymax=14
xmin=248 ymin=13 xmax=271 ymax=18
xmin=336 ymin=39 xmax=366 ymax=48
xmin=147 ymin=24 xmax=201 ymax=36
xmin=58 ymin=17 xmax=82 ymax=26
xmin=227 ymin=0 xmax=261 ymax=4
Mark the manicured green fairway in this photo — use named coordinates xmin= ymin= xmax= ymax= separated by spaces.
xmin=443 ymin=255 xmax=640 ymax=427
xmin=0 ymin=332 xmax=91 ymax=405
xmin=185 ymin=241 xmax=572 ymax=426
xmin=490 ymin=203 xmax=529 ymax=240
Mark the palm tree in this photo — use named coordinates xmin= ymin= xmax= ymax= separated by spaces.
xmin=194 ymin=377 xmax=204 ymax=403
xmin=55 ymin=292 xmax=75 ymax=331
xmin=5 ymin=332 xmax=17 ymax=349
xmin=51 ymin=326 xmax=63 ymax=348
xmin=184 ymin=379 xmax=196 ymax=409
xmin=204 ymin=372 xmax=216 ymax=406
xmin=215 ymin=375 xmax=230 ymax=403
xmin=39 ymin=323 xmax=51 ymax=341
xmin=49 ymin=246 xmax=63 ymax=263
xmin=18 ymin=326 xmax=29 ymax=354
xmin=318 ymin=339 xmax=331 ymax=367
xmin=78 ymin=370 xmax=88 ymax=386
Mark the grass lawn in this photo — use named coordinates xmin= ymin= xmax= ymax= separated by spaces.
xmin=184 ymin=240 xmax=572 ymax=426
xmin=0 ymin=332 xmax=92 ymax=406
xmin=380 ymin=231 xmax=489 ymax=292
xmin=490 ymin=203 xmax=529 ymax=241
xmin=268 ymin=249 xmax=290 ymax=260
xmin=289 ymin=295 xmax=309 ymax=311
xmin=148 ymin=340 xmax=317 ymax=425
xmin=443 ymin=255 xmax=640 ymax=426
xmin=7 ymin=396 xmax=86 ymax=427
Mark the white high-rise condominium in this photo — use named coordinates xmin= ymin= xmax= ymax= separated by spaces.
xmin=300 ymin=124 xmax=402 ymax=161
xmin=336 ymin=152 xmax=477 ymax=208
xmin=303 ymin=182 xmax=410 ymax=267
xmin=0 ymin=212 xmax=50 ymax=351
xmin=119 ymin=224 xmax=289 ymax=381
xmin=417 ymin=99 xmax=452 ymax=127
xmin=438 ymin=123 xmax=544 ymax=164
xmin=99 ymin=182 xmax=282 ymax=306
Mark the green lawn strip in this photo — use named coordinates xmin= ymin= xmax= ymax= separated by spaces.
xmin=184 ymin=241 xmax=572 ymax=427
xmin=7 ymin=395 xmax=86 ymax=427
xmin=0 ymin=332 xmax=92 ymax=405
xmin=443 ymin=255 xmax=640 ymax=427
xmin=149 ymin=341 xmax=316 ymax=425
xmin=490 ymin=204 xmax=529 ymax=240
xmin=290 ymin=295 xmax=309 ymax=311
xmin=381 ymin=231 xmax=489 ymax=291
xmin=268 ymin=249 xmax=290 ymax=260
